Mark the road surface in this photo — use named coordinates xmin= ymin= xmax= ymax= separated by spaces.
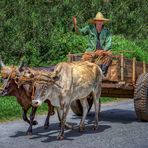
xmin=0 ymin=100 xmax=148 ymax=148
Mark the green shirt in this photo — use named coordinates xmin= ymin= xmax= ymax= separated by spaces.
xmin=79 ymin=24 xmax=112 ymax=52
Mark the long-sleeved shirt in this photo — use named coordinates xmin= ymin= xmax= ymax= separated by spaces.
xmin=79 ymin=24 xmax=112 ymax=52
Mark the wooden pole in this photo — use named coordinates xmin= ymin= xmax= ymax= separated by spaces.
xmin=121 ymin=54 xmax=124 ymax=81
xmin=143 ymin=61 xmax=146 ymax=73
xmin=132 ymin=57 xmax=136 ymax=84
xmin=68 ymin=52 xmax=72 ymax=62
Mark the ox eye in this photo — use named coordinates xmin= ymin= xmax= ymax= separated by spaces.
xmin=44 ymin=85 xmax=47 ymax=89
xmin=27 ymin=70 xmax=31 ymax=74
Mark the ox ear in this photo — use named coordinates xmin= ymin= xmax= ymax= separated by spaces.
xmin=28 ymin=68 xmax=35 ymax=78
xmin=50 ymin=71 xmax=59 ymax=81
xmin=0 ymin=55 xmax=5 ymax=68
xmin=53 ymin=75 xmax=60 ymax=81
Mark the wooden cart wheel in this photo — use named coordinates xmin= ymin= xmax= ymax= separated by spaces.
xmin=70 ymin=95 xmax=93 ymax=116
xmin=134 ymin=73 xmax=148 ymax=121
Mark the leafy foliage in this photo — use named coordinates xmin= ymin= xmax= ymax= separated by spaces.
xmin=112 ymin=35 xmax=148 ymax=62
xmin=0 ymin=0 xmax=147 ymax=65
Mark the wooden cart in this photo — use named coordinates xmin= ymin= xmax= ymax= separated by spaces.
xmin=68 ymin=53 xmax=148 ymax=121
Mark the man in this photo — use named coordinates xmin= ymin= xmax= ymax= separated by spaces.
xmin=73 ymin=12 xmax=112 ymax=76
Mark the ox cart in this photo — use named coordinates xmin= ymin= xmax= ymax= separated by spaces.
xmin=68 ymin=53 xmax=148 ymax=122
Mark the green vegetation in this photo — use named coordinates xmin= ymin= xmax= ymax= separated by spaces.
xmin=112 ymin=35 xmax=148 ymax=62
xmin=0 ymin=0 xmax=147 ymax=65
xmin=0 ymin=96 xmax=48 ymax=122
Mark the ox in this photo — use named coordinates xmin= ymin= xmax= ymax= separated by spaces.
xmin=20 ymin=61 xmax=102 ymax=139
xmin=0 ymin=57 xmax=55 ymax=135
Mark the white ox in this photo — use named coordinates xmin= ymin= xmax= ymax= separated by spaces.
xmin=21 ymin=61 xmax=102 ymax=139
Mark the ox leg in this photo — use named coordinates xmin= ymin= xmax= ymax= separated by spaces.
xmin=93 ymin=94 xmax=100 ymax=130
xmin=22 ymin=109 xmax=30 ymax=125
xmin=26 ymin=107 xmax=37 ymax=135
xmin=57 ymin=103 xmax=71 ymax=140
xmin=44 ymin=111 xmax=50 ymax=129
xmin=57 ymin=108 xmax=73 ymax=129
xmin=79 ymin=99 xmax=89 ymax=132
xmin=96 ymin=86 xmax=102 ymax=122
xmin=98 ymin=98 xmax=101 ymax=120
xmin=44 ymin=101 xmax=55 ymax=129
xmin=22 ymin=108 xmax=38 ymax=126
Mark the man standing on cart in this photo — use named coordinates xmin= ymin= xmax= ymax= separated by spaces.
xmin=73 ymin=12 xmax=112 ymax=76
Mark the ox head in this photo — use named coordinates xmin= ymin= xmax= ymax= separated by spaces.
xmin=0 ymin=56 xmax=24 ymax=96
xmin=19 ymin=68 xmax=59 ymax=107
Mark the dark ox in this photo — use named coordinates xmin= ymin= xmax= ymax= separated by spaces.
xmin=0 ymin=58 xmax=55 ymax=135
xmin=21 ymin=61 xmax=102 ymax=139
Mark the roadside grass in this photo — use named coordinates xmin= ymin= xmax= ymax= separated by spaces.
xmin=0 ymin=96 xmax=48 ymax=122
xmin=0 ymin=96 xmax=123 ymax=122
xmin=100 ymin=97 xmax=122 ymax=103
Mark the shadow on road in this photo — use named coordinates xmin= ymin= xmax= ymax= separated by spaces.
xmin=10 ymin=108 xmax=138 ymax=141
xmin=10 ymin=122 xmax=111 ymax=142
xmin=84 ymin=109 xmax=137 ymax=124
xmin=100 ymin=109 xmax=137 ymax=123
xmin=41 ymin=124 xmax=111 ymax=142
xmin=10 ymin=122 xmax=62 ymax=138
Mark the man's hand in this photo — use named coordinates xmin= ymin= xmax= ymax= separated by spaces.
xmin=95 ymin=50 xmax=112 ymax=56
xmin=72 ymin=16 xmax=77 ymax=32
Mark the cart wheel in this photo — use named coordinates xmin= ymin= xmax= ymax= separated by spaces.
xmin=71 ymin=95 xmax=93 ymax=116
xmin=134 ymin=73 xmax=148 ymax=121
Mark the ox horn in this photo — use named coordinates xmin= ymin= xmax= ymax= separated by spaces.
xmin=0 ymin=55 xmax=5 ymax=67
xmin=18 ymin=56 xmax=25 ymax=71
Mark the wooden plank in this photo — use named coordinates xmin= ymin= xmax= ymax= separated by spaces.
xmin=143 ymin=61 xmax=146 ymax=73
xmin=102 ymin=83 xmax=134 ymax=90
xmin=132 ymin=57 xmax=136 ymax=84
xmin=120 ymin=54 xmax=124 ymax=81
xmin=101 ymin=87 xmax=134 ymax=98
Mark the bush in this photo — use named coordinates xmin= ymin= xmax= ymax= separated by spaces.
xmin=112 ymin=35 xmax=148 ymax=62
xmin=0 ymin=0 xmax=147 ymax=65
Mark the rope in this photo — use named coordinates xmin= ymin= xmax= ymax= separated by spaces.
xmin=0 ymin=66 xmax=16 ymax=91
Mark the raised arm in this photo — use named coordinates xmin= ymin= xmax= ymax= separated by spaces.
xmin=72 ymin=16 xmax=89 ymax=35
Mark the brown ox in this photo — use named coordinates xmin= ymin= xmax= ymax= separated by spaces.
xmin=20 ymin=61 xmax=102 ymax=139
xmin=0 ymin=58 xmax=55 ymax=135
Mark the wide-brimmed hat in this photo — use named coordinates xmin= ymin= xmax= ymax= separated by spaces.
xmin=89 ymin=12 xmax=110 ymax=24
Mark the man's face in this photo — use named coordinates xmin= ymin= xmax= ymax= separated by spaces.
xmin=96 ymin=21 xmax=103 ymax=33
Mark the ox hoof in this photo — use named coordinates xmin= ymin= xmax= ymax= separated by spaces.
xmin=57 ymin=135 xmax=64 ymax=140
xmin=50 ymin=111 xmax=55 ymax=116
xmin=26 ymin=131 xmax=32 ymax=136
xmin=93 ymin=125 xmax=98 ymax=131
xmin=44 ymin=124 xmax=49 ymax=129
xmin=79 ymin=126 xmax=85 ymax=132
xmin=33 ymin=120 xmax=38 ymax=126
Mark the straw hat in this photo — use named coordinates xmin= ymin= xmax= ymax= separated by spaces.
xmin=89 ymin=12 xmax=110 ymax=24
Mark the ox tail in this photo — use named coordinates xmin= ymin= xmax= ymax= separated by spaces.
xmin=94 ymin=65 xmax=103 ymax=97
xmin=92 ymin=64 xmax=102 ymax=113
